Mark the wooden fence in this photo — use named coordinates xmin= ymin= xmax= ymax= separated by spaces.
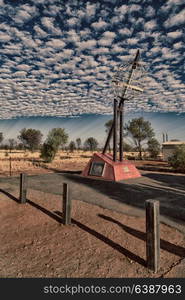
xmin=19 ymin=174 xmax=160 ymax=272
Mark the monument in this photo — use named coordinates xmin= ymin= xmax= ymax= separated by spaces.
xmin=82 ymin=50 xmax=145 ymax=181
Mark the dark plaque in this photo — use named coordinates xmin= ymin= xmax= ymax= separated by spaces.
xmin=89 ymin=161 xmax=105 ymax=177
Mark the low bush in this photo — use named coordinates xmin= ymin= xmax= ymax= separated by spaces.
xmin=168 ymin=145 xmax=185 ymax=172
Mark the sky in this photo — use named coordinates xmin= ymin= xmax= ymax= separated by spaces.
xmin=0 ymin=0 xmax=185 ymax=145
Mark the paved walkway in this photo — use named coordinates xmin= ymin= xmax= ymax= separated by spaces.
xmin=0 ymin=171 xmax=185 ymax=233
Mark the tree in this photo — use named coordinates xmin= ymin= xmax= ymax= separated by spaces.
xmin=8 ymin=139 xmax=17 ymax=153
xmin=147 ymin=138 xmax=161 ymax=158
xmin=168 ymin=145 xmax=185 ymax=172
xmin=40 ymin=128 xmax=68 ymax=162
xmin=84 ymin=137 xmax=98 ymax=151
xmin=76 ymin=138 xmax=81 ymax=151
xmin=69 ymin=141 xmax=76 ymax=153
xmin=40 ymin=142 xmax=56 ymax=163
xmin=47 ymin=128 xmax=68 ymax=150
xmin=123 ymin=142 xmax=134 ymax=152
xmin=0 ymin=132 xmax=3 ymax=144
xmin=16 ymin=143 xmax=24 ymax=150
xmin=105 ymin=119 xmax=113 ymax=133
xmin=18 ymin=128 xmax=43 ymax=151
xmin=125 ymin=117 xmax=155 ymax=159
xmin=104 ymin=119 xmax=133 ymax=153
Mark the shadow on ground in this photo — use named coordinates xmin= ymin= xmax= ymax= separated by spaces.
xmin=61 ymin=172 xmax=185 ymax=226
xmin=1 ymin=189 xmax=185 ymax=269
xmin=0 ymin=171 xmax=185 ymax=228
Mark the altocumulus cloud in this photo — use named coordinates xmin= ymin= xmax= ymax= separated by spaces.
xmin=0 ymin=0 xmax=184 ymax=119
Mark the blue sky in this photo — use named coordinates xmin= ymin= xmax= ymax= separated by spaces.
xmin=0 ymin=0 xmax=185 ymax=145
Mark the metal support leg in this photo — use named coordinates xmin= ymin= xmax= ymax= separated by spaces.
xmin=119 ymin=102 xmax=123 ymax=161
xmin=113 ymin=98 xmax=118 ymax=162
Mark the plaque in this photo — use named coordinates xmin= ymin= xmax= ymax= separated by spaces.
xmin=89 ymin=161 xmax=105 ymax=177
xmin=123 ymin=166 xmax=130 ymax=173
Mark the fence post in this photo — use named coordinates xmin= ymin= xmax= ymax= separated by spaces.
xmin=62 ymin=182 xmax=71 ymax=225
xmin=9 ymin=157 xmax=12 ymax=176
xmin=20 ymin=173 xmax=27 ymax=204
xmin=145 ymin=199 xmax=160 ymax=272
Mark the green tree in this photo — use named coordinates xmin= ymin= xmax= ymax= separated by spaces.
xmin=125 ymin=117 xmax=155 ymax=159
xmin=168 ymin=145 xmax=185 ymax=172
xmin=40 ymin=128 xmax=68 ymax=162
xmin=47 ymin=128 xmax=68 ymax=149
xmin=105 ymin=119 xmax=113 ymax=133
xmin=123 ymin=142 xmax=134 ymax=152
xmin=76 ymin=138 xmax=81 ymax=150
xmin=8 ymin=139 xmax=17 ymax=153
xmin=147 ymin=138 xmax=161 ymax=158
xmin=16 ymin=143 xmax=24 ymax=150
xmin=69 ymin=141 xmax=76 ymax=153
xmin=84 ymin=137 xmax=98 ymax=152
xmin=0 ymin=132 xmax=3 ymax=144
xmin=18 ymin=128 xmax=43 ymax=151
xmin=40 ymin=142 xmax=56 ymax=163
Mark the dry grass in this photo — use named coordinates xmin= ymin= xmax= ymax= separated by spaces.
xmin=0 ymin=150 xmax=93 ymax=175
xmin=0 ymin=149 xmax=166 ymax=176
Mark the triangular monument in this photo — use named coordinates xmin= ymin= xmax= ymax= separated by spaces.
xmin=82 ymin=50 xmax=144 ymax=181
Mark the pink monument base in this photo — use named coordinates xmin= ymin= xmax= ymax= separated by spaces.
xmin=81 ymin=152 xmax=141 ymax=181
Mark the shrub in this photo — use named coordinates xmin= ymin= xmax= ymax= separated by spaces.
xmin=168 ymin=145 xmax=185 ymax=172
xmin=147 ymin=138 xmax=161 ymax=159
xmin=40 ymin=142 xmax=57 ymax=163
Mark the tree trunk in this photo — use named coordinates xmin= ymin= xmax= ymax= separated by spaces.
xmin=138 ymin=141 xmax=142 ymax=160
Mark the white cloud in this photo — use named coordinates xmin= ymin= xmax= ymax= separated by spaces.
xmin=160 ymin=0 xmax=183 ymax=14
xmin=91 ymin=19 xmax=108 ymax=30
xmin=144 ymin=20 xmax=157 ymax=31
xmin=67 ymin=17 xmax=78 ymax=26
xmin=21 ymin=4 xmax=38 ymax=15
xmin=150 ymin=46 xmax=161 ymax=54
xmin=34 ymin=25 xmax=47 ymax=38
xmin=173 ymin=42 xmax=183 ymax=49
xmin=46 ymin=39 xmax=66 ymax=49
xmin=13 ymin=71 xmax=27 ymax=78
xmin=61 ymin=49 xmax=74 ymax=58
xmin=97 ymin=31 xmax=115 ymax=47
xmin=0 ymin=32 xmax=11 ymax=42
xmin=129 ymin=4 xmax=141 ymax=13
xmin=119 ymin=28 xmax=132 ymax=36
xmin=91 ymin=47 xmax=110 ymax=55
xmin=167 ymin=30 xmax=183 ymax=39
xmin=41 ymin=17 xmax=61 ymax=35
xmin=86 ymin=2 xmax=98 ymax=18
xmin=22 ymin=37 xmax=38 ymax=48
xmin=164 ymin=9 xmax=185 ymax=28
xmin=78 ymin=39 xmax=97 ymax=50
xmin=145 ymin=5 xmax=155 ymax=17
xmin=16 ymin=64 xmax=31 ymax=71
xmin=98 ymin=38 xmax=112 ymax=47
xmin=103 ymin=31 xmax=116 ymax=39
xmin=13 ymin=9 xmax=32 ymax=25
xmin=115 ymin=5 xmax=128 ymax=15
xmin=67 ymin=29 xmax=80 ymax=44
xmin=126 ymin=38 xmax=139 ymax=45
xmin=0 ymin=0 xmax=184 ymax=118
xmin=61 ymin=62 xmax=74 ymax=71
xmin=112 ymin=45 xmax=124 ymax=53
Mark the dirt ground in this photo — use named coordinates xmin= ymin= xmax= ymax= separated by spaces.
xmin=0 ymin=188 xmax=185 ymax=278
xmin=0 ymin=153 xmax=185 ymax=278
xmin=0 ymin=178 xmax=185 ymax=277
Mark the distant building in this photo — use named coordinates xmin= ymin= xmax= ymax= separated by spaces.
xmin=162 ymin=141 xmax=185 ymax=161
